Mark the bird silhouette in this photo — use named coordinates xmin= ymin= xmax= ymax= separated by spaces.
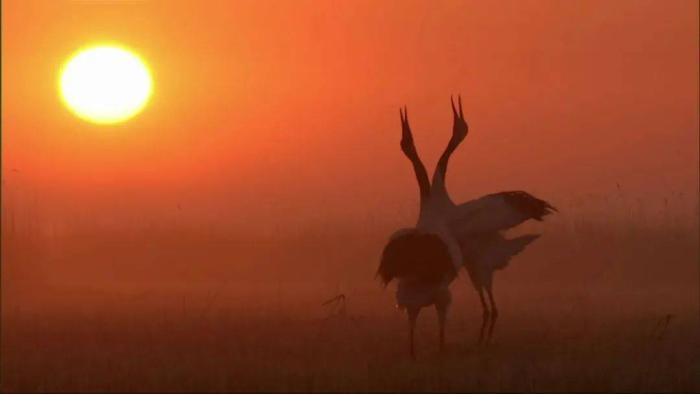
xmin=377 ymin=96 xmax=556 ymax=357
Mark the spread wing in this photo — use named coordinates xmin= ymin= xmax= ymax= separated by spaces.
xmin=449 ymin=191 xmax=557 ymax=240
xmin=462 ymin=233 xmax=541 ymax=271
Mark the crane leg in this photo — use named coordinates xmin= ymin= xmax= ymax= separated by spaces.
xmin=485 ymin=284 xmax=498 ymax=343
xmin=477 ymin=287 xmax=490 ymax=344
xmin=436 ymin=302 xmax=448 ymax=352
xmin=407 ymin=306 xmax=420 ymax=359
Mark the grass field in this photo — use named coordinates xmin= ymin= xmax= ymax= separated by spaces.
xmin=2 ymin=205 xmax=698 ymax=392
xmin=2 ymin=294 xmax=698 ymax=392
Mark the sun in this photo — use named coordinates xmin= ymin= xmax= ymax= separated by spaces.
xmin=59 ymin=44 xmax=153 ymax=125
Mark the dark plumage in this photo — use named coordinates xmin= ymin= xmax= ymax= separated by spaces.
xmin=377 ymin=231 xmax=455 ymax=286
xmin=496 ymin=191 xmax=558 ymax=221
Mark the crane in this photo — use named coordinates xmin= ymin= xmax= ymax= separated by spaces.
xmin=377 ymin=96 xmax=556 ymax=357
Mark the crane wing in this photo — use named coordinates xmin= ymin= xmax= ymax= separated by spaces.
xmin=461 ymin=233 xmax=541 ymax=271
xmin=449 ymin=191 xmax=556 ymax=240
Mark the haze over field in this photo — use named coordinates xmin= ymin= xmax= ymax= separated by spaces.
xmin=3 ymin=0 xmax=698 ymax=235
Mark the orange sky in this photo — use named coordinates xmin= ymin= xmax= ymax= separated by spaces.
xmin=2 ymin=0 xmax=698 ymax=236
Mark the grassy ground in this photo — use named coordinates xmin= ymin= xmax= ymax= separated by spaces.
xmin=1 ymin=298 xmax=698 ymax=392
xmin=1 ymin=213 xmax=698 ymax=392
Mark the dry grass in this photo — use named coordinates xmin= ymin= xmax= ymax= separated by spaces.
xmin=2 ymin=300 xmax=698 ymax=392
xmin=1 ymin=201 xmax=698 ymax=392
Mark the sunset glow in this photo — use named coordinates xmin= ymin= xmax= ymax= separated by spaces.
xmin=2 ymin=1 xmax=698 ymax=390
xmin=59 ymin=45 xmax=152 ymax=124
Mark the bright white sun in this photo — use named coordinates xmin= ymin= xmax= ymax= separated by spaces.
xmin=59 ymin=44 xmax=153 ymax=124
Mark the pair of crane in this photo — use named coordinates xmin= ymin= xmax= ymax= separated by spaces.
xmin=378 ymin=96 xmax=556 ymax=358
